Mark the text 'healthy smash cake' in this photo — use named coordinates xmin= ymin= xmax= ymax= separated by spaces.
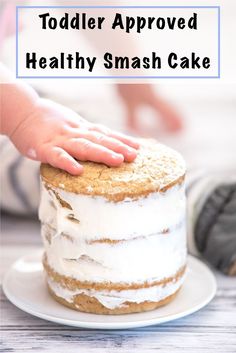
xmin=39 ymin=140 xmax=187 ymax=314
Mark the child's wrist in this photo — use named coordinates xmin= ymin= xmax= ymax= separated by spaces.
xmin=8 ymin=95 xmax=41 ymax=139
xmin=1 ymin=82 xmax=40 ymax=137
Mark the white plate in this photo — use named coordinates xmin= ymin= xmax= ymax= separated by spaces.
xmin=3 ymin=251 xmax=216 ymax=330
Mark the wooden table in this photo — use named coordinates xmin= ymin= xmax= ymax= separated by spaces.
xmin=1 ymin=215 xmax=236 ymax=353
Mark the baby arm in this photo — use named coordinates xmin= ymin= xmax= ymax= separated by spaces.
xmin=0 ymin=64 xmax=139 ymax=175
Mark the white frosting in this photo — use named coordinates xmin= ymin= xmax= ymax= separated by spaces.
xmin=42 ymin=223 xmax=186 ymax=283
xmin=39 ymin=183 xmax=186 ymax=240
xmin=47 ymin=274 xmax=185 ymax=310
xmin=39 ymin=178 xmax=186 ymax=286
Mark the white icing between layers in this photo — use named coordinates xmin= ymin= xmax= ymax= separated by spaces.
xmin=40 ymin=180 xmax=186 ymax=283
xmin=43 ymin=224 xmax=186 ymax=283
xmin=39 ymin=182 xmax=186 ymax=240
xmin=47 ymin=274 xmax=185 ymax=310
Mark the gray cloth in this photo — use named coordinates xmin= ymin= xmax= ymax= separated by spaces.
xmin=187 ymin=171 xmax=236 ymax=275
xmin=195 ymin=183 xmax=236 ymax=275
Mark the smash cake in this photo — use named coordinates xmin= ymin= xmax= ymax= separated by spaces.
xmin=39 ymin=140 xmax=187 ymax=314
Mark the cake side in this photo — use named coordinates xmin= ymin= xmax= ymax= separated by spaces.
xmin=48 ymin=285 xmax=182 ymax=315
xmin=39 ymin=181 xmax=186 ymax=242
xmin=41 ymin=219 xmax=187 ymax=284
xmin=39 ymin=139 xmax=187 ymax=314
xmin=44 ymin=254 xmax=186 ymax=314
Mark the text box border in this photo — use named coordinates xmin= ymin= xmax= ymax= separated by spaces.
xmin=16 ymin=5 xmax=221 ymax=79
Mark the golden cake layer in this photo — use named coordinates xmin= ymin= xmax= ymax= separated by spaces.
xmin=43 ymin=254 xmax=186 ymax=291
xmin=44 ymin=256 xmax=185 ymax=315
xmin=40 ymin=140 xmax=185 ymax=202
xmin=48 ymin=285 xmax=180 ymax=315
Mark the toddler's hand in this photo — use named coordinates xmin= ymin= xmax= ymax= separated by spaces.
xmin=10 ymin=99 xmax=139 ymax=175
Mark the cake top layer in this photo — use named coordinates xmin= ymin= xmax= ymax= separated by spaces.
xmin=40 ymin=140 xmax=186 ymax=201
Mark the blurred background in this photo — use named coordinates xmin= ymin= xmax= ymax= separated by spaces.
xmin=1 ymin=0 xmax=236 ymax=172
